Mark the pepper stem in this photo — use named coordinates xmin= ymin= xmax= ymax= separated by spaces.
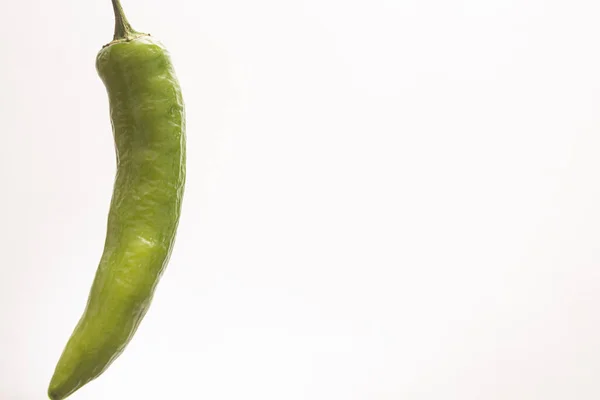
xmin=111 ymin=0 xmax=138 ymax=40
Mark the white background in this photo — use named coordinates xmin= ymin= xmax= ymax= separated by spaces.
xmin=1 ymin=0 xmax=600 ymax=399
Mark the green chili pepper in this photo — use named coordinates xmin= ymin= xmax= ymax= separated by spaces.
xmin=47 ymin=1 xmax=185 ymax=398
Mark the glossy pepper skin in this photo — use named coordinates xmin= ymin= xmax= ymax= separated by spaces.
xmin=47 ymin=2 xmax=185 ymax=399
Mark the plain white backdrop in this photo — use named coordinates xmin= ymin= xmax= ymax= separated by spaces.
xmin=2 ymin=0 xmax=600 ymax=398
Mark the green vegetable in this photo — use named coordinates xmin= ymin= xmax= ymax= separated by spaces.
xmin=47 ymin=1 xmax=185 ymax=398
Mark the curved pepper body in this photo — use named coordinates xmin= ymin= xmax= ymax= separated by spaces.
xmin=48 ymin=36 xmax=186 ymax=400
